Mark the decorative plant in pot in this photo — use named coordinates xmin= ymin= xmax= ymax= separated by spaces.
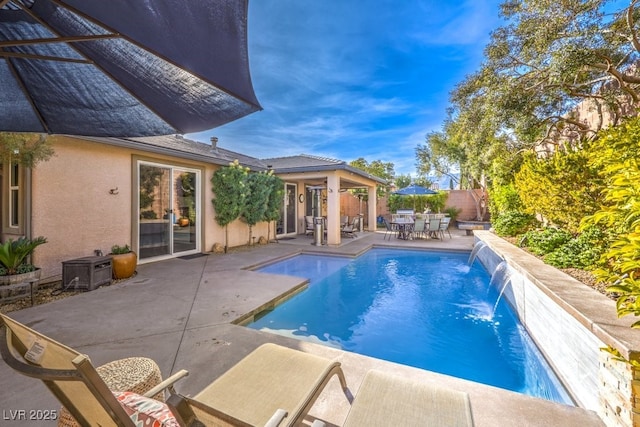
xmin=110 ymin=244 xmax=137 ymax=280
xmin=0 ymin=236 xmax=48 ymax=285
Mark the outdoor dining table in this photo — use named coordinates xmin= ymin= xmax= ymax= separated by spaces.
xmin=391 ymin=219 xmax=415 ymax=240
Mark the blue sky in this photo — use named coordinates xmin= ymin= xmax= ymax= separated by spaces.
xmin=188 ymin=1 xmax=503 ymax=177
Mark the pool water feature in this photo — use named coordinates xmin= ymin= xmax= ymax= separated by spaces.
xmin=249 ymin=248 xmax=573 ymax=405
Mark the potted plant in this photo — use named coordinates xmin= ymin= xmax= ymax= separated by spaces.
xmin=110 ymin=244 xmax=137 ymax=280
xmin=0 ymin=236 xmax=47 ymax=285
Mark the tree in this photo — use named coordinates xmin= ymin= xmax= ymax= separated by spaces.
xmin=582 ymin=116 xmax=640 ymax=327
xmin=451 ymin=0 xmax=640 ymax=154
xmin=0 ymin=133 xmax=54 ymax=167
xmin=242 ymin=172 xmax=271 ymax=245
xmin=211 ymin=160 xmax=248 ymax=252
xmin=263 ymin=172 xmax=284 ymax=243
xmin=415 ymin=119 xmax=506 ymax=220
xmin=394 ymin=174 xmax=412 ymax=189
xmin=348 ymin=158 xmax=394 ymax=198
xmin=514 ymin=149 xmax=603 ymax=232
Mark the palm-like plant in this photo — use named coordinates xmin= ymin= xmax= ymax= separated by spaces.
xmin=0 ymin=236 xmax=47 ymax=275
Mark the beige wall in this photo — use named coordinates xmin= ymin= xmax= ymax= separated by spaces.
xmin=376 ymin=189 xmax=488 ymax=222
xmin=30 ymin=136 xmax=268 ymax=282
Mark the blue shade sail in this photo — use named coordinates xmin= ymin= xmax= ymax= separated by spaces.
xmin=0 ymin=0 xmax=261 ymax=137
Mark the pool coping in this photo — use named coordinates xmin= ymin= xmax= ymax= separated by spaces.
xmin=0 ymin=230 xmax=605 ymax=427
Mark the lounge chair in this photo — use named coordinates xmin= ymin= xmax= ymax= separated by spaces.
xmin=0 ymin=313 xmax=351 ymax=427
xmin=343 ymin=370 xmax=474 ymax=427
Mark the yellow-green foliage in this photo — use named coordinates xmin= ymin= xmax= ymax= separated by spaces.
xmin=514 ymin=148 xmax=602 ymax=233
xmin=582 ymin=117 xmax=640 ymax=327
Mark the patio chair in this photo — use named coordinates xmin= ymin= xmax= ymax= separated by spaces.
xmin=426 ymin=218 xmax=441 ymax=239
xmin=342 ymin=370 xmax=474 ymax=427
xmin=167 ymin=343 xmax=352 ymax=427
xmin=412 ymin=218 xmax=426 ymax=239
xmin=383 ymin=219 xmax=397 ymax=240
xmin=305 ymin=216 xmax=314 ymax=235
xmin=439 ymin=217 xmax=452 ymax=239
xmin=0 ymin=313 xmax=188 ymax=427
xmin=0 ymin=314 xmax=352 ymax=427
xmin=342 ymin=216 xmax=360 ymax=238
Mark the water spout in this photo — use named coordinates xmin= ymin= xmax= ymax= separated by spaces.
xmin=468 ymin=241 xmax=488 ymax=265
xmin=490 ymin=261 xmax=514 ymax=318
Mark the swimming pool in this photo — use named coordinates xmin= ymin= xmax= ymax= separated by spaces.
xmin=248 ymin=248 xmax=573 ymax=405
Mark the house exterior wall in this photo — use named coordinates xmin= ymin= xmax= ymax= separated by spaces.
xmin=30 ymin=136 xmax=268 ymax=283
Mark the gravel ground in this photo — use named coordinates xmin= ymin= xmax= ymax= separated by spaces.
xmin=0 ymin=281 xmax=81 ymax=314
xmin=0 ymin=274 xmax=136 ymax=314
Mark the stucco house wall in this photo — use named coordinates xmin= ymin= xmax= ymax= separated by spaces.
xmin=30 ymin=136 xmax=268 ymax=283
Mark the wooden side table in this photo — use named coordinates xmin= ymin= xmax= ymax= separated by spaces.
xmin=57 ymin=357 xmax=163 ymax=427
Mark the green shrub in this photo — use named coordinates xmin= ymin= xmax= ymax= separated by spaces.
xmin=547 ymin=227 xmax=606 ymax=268
xmin=0 ymin=236 xmax=47 ymax=275
xmin=110 ymin=244 xmax=132 ymax=255
xmin=492 ymin=211 xmax=538 ymax=236
xmin=522 ymin=228 xmax=572 ymax=256
xmin=443 ymin=206 xmax=462 ymax=222
xmin=489 ymin=183 xmax=523 ymax=217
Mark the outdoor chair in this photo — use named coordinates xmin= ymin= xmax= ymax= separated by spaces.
xmin=439 ymin=217 xmax=452 ymax=239
xmin=426 ymin=218 xmax=441 ymax=239
xmin=305 ymin=216 xmax=314 ymax=235
xmin=383 ymin=219 xmax=397 ymax=240
xmin=342 ymin=370 xmax=474 ymax=427
xmin=0 ymin=313 xmax=352 ymax=427
xmin=342 ymin=216 xmax=360 ymax=238
xmin=412 ymin=218 xmax=426 ymax=239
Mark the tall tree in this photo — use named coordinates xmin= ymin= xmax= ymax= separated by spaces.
xmin=0 ymin=133 xmax=53 ymax=167
xmin=211 ymin=160 xmax=248 ymax=252
xmin=263 ymin=171 xmax=284 ymax=243
xmin=349 ymin=158 xmax=394 ymax=198
xmin=242 ymin=172 xmax=271 ymax=245
xmin=452 ymin=0 xmax=640 ymax=153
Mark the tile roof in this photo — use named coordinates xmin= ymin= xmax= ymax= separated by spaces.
xmin=263 ymin=154 xmax=387 ymax=184
xmin=70 ymin=134 xmax=267 ymax=169
xmin=262 ymin=154 xmax=344 ymax=169
xmin=68 ymin=136 xmax=385 ymax=184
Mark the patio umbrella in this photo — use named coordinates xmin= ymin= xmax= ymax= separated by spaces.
xmin=393 ymin=184 xmax=437 ymax=210
xmin=0 ymin=0 xmax=261 ymax=137
xmin=393 ymin=184 xmax=438 ymax=196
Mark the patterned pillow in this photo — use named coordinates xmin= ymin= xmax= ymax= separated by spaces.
xmin=114 ymin=391 xmax=179 ymax=427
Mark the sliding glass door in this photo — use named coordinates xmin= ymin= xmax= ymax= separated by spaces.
xmin=276 ymin=183 xmax=297 ymax=236
xmin=138 ymin=162 xmax=200 ymax=260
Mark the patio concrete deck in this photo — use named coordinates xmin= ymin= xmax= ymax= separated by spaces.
xmin=0 ymin=229 xmax=604 ymax=426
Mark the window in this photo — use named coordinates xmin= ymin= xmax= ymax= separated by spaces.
xmin=9 ymin=162 xmax=19 ymax=228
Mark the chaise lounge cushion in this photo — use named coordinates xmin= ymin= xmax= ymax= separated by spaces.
xmin=344 ymin=370 xmax=474 ymax=427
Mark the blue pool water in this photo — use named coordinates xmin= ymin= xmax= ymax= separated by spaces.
xmin=248 ymin=248 xmax=573 ymax=405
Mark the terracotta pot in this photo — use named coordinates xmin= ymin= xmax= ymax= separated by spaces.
xmin=111 ymin=252 xmax=137 ymax=280
xmin=178 ymin=218 xmax=190 ymax=227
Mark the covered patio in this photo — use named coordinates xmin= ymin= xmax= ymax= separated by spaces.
xmin=266 ymin=155 xmax=386 ymax=245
